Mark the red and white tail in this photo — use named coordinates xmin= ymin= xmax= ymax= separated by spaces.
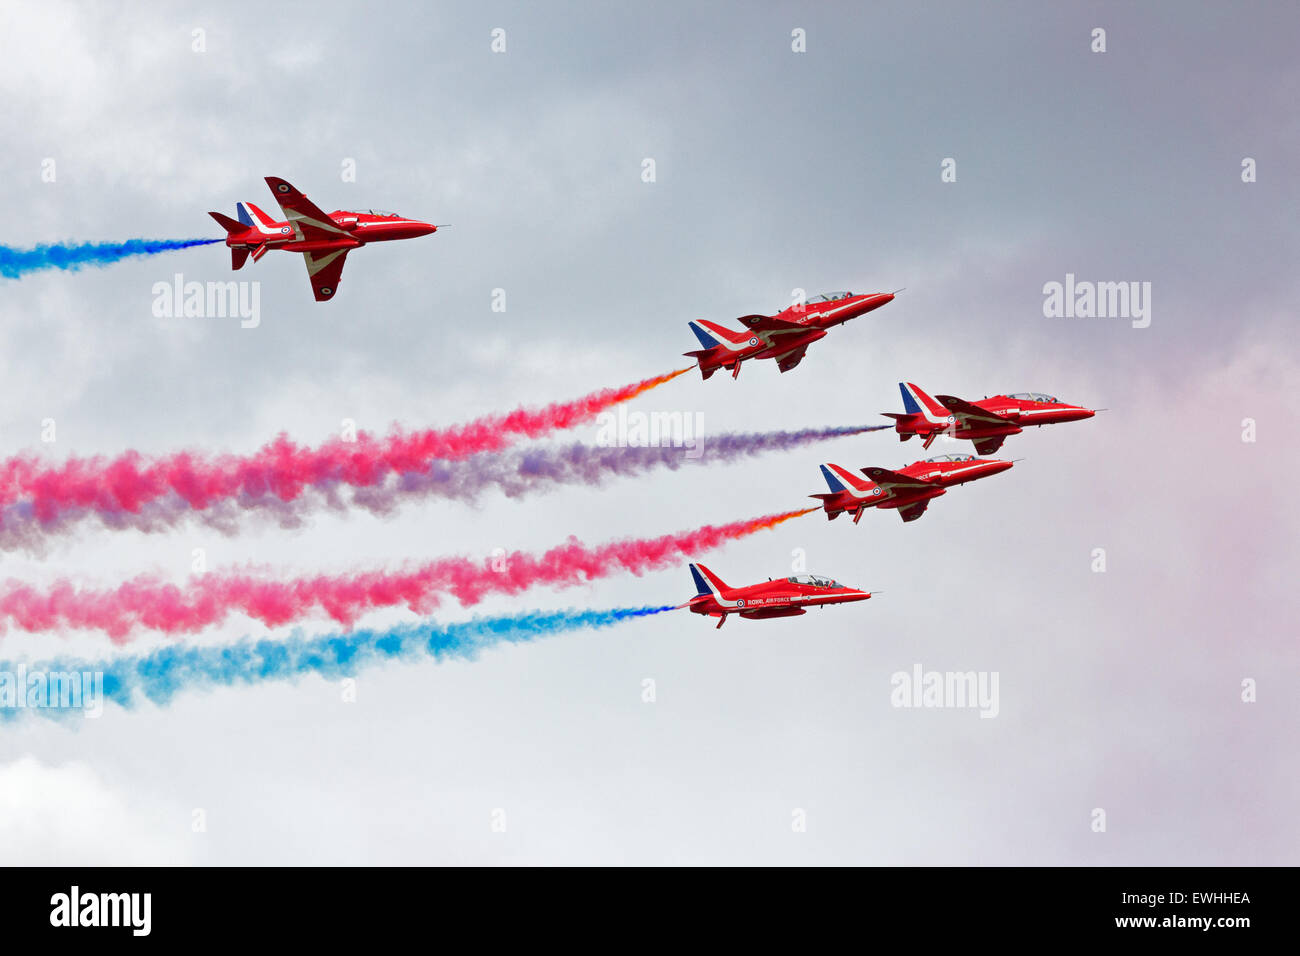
xmin=900 ymin=382 xmax=953 ymax=426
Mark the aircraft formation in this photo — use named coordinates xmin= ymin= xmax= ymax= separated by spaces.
xmin=200 ymin=177 xmax=1097 ymax=632
xmin=672 ymin=295 xmax=1098 ymax=623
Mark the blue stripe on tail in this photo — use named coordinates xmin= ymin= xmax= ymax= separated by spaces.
xmin=899 ymin=383 xmax=922 ymax=415
xmin=689 ymin=322 xmax=721 ymax=350
xmin=820 ymin=464 xmax=847 ymax=493
xmin=689 ymin=564 xmax=713 ymax=596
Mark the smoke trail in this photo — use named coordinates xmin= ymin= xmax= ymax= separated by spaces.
xmin=0 ymin=368 xmax=690 ymax=531
xmin=0 ymin=509 xmax=814 ymax=640
xmin=0 ymin=605 xmax=673 ymax=718
xmin=0 ymin=424 xmax=879 ymax=550
xmin=390 ymin=424 xmax=890 ymax=505
xmin=0 ymin=238 xmax=223 ymax=279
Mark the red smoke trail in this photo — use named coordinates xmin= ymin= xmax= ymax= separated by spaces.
xmin=0 ymin=368 xmax=690 ymax=523
xmin=0 ymin=508 xmax=814 ymax=641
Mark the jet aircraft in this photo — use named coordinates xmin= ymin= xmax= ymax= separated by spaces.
xmin=811 ymin=454 xmax=1015 ymax=524
xmin=684 ymin=291 xmax=895 ymax=379
xmin=209 ymin=176 xmax=437 ymax=301
xmin=883 ymin=382 xmax=1096 ymax=456
xmin=677 ymin=563 xmax=872 ymax=628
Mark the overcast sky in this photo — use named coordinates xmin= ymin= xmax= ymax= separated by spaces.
xmin=0 ymin=0 xmax=1296 ymax=864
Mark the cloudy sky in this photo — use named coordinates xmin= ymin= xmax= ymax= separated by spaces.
xmin=0 ymin=0 xmax=1296 ymax=864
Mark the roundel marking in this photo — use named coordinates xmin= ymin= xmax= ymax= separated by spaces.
xmin=320 ymin=287 xmax=333 ymax=296
xmin=281 ymin=226 xmax=292 ymax=234
xmin=748 ymin=337 xmax=759 ymax=347
xmin=277 ymin=183 xmax=290 ymax=193
xmin=947 ymin=415 xmax=956 ymax=424
xmin=736 ymin=599 xmax=745 ymax=607
xmin=872 ymin=487 xmax=883 ymax=496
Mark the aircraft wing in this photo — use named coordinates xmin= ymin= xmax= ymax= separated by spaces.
xmin=860 ymin=466 xmax=936 ymax=493
xmin=737 ymin=314 xmax=808 ymax=335
xmin=935 ymin=394 xmax=1015 ymax=429
xmin=971 ymin=435 xmax=1007 ymax=456
xmin=775 ymin=343 xmax=811 ymax=373
xmin=897 ymin=500 xmax=931 ymax=523
xmin=303 ymin=249 xmax=348 ymax=301
xmin=265 ymin=176 xmax=351 ymax=243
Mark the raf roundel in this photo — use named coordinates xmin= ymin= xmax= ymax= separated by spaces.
xmin=319 ymin=287 xmax=333 ymax=296
xmin=748 ymin=336 xmax=759 ymax=347
xmin=873 ymin=487 xmax=883 ymax=495
xmin=277 ymin=183 xmax=290 ymax=193
xmin=281 ymin=226 xmax=292 ymax=234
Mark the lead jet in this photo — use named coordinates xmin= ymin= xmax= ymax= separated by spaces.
xmin=811 ymin=453 xmax=1015 ymax=524
xmin=883 ymin=382 xmax=1096 ymax=456
xmin=208 ymin=176 xmax=437 ymax=301
xmin=684 ymin=290 xmax=895 ymax=379
xmin=677 ymin=563 xmax=872 ymax=628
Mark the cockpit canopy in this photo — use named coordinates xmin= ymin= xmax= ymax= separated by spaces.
xmin=1008 ymin=392 xmax=1057 ymax=403
xmin=806 ymin=291 xmax=853 ymax=305
xmin=924 ymin=453 xmax=976 ymax=463
xmin=346 ymin=209 xmax=400 ymax=218
xmin=787 ymin=573 xmax=843 ymax=588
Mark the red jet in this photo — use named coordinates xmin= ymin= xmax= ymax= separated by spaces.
xmin=678 ymin=563 xmax=872 ymax=628
xmin=811 ymin=454 xmax=1015 ymax=524
xmin=684 ymin=290 xmax=895 ymax=379
xmin=208 ymin=176 xmax=437 ymax=301
xmin=884 ymin=382 xmax=1097 ymax=456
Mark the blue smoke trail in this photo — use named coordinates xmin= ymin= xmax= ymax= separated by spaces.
xmin=0 ymin=605 xmax=673 ymax=720
xmin=0 ymin=238 xmax=222 ymax=279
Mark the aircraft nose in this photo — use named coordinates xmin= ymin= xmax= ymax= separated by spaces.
xmin=413 ymin=221 xmax=437 ymax=237
xmin=989 ymin=459 xmax=1016 ymax=474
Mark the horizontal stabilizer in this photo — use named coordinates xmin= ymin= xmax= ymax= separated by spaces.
xmin=208 ymin=211 xmax=245 ymax=234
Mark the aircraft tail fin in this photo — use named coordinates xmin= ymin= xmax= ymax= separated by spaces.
xmin=692 ymin=319 xmax=752 ymax=347
xmin=689 ymin=563 xmax=729 ymax=597
xmin=208 ymin=211 xmax=245 ymax=234
xmin=237 ymin=201 xmax=278 ymax=231
xmin=819 ymin=464 xmax=847 ymax=493
xmin=901 ymin=382 xmax=951 ymax=419
xmin=820 ymin=462 xmax=871 ymax=493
